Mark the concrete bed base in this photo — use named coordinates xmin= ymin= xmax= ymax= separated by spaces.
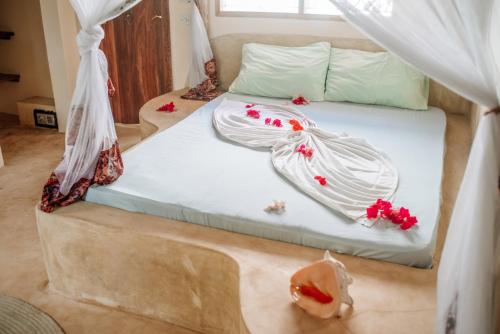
xmin=36 ymin=201 xmax=438 ymax=334
xmin=35 ymin=85 xmax=472 ymax=333
xmin=36 ymin=205 xmax=247 ymax=333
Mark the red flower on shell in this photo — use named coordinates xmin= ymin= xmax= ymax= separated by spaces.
xmin=245 ymin=103 xmax=256 ymax=108
xmin=265 ymin=117 xmax=272 ymax=125
xmin=157 ymin=101 xmax=175 ymax=112
xmin=299 ymin=284 xmax=333 ymax=304
xmin=246 ymin=109 xmax=260 ymax=119
xmin=314 ymin=175 xmax=327 ymax=186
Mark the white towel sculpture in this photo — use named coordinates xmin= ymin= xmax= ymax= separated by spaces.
xmin=213 ymin=99 xmax=399 ymax=221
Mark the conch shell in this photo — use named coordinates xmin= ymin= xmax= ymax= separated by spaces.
xmin=290 ymin=251 xmax=353 ymax=318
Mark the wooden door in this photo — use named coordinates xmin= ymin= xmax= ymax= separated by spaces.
xmin=101 ymin=0 xmax=172 ymax=124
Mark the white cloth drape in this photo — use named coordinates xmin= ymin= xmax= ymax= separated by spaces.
xmin=54 ymin=0 xmax=141 ymax=195
xmin=213 ymin=99 xmax=399 ymax=220
xmin=194 ymin=0 xmax=209 ymax=30
xmin=187 ymin=3 xmax=213 ymax=88
xmin=329 ymin=1 xmax=500 ymax=333
xmin=438 ymin=114 xmax=499 ymax=334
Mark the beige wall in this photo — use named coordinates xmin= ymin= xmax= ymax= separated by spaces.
xmin=0 ymin=0 xmax=53 ymax=115
xmin=39 ymin=0 xmax=80 ymax=132
xmin=170 ymin=0 xmax=192 ymax=90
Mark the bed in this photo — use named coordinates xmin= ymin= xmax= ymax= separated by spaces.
xmin=36 ymin=34 xmax=473 ymax=334
xmin=86 ymin=92 xmax=446 ymax=268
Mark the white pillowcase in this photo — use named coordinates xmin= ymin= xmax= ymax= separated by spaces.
xmin=229 ymin=42 xmax=331 ymax=101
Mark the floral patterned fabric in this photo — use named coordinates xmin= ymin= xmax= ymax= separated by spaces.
xmin=40 ymin=142 xmax=123 ymax=213
xmin=181 ymin=59 xmax=223 ymax=101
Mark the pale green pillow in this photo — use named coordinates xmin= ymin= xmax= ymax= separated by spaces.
xmin=325 ymin=48 xmax=429 ymax=110
xmin=229 ymin=42 xmax=331 ymax=101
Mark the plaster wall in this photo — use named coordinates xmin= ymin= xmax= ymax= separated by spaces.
xmin=0 ymin=0 xmax=53 ymax=116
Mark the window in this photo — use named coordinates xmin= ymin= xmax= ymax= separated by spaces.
xmin=218 ymin=0 xmax=343 ymax=19
xmin=217 ymin=0 xmax=393 ymax=19
xmin=303 ymin=0 xmax=340 ymax=15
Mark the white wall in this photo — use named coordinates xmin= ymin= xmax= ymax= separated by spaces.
xmin=0 ymin=0 xmax=53 ymax=115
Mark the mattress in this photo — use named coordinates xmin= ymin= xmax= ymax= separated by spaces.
xmin=86 ymin=93 xmax=446 ymax=268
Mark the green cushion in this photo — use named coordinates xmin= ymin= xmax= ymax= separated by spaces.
xmin=229 ymin=42 xmax=331 ymax=101
xmin=325 ymin=48 xmax=429 ymax=110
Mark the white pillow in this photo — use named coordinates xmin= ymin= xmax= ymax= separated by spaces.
xmin=229 ymin=42 xmax=331 ymax=101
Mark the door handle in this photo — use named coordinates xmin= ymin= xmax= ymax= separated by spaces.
xmin=151 ymin=15 xmax=163 ymax=21
xmin=125 ymin=12 xmax=132 ymax=25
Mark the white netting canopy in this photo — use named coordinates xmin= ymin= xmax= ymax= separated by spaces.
xmin=329 ymin=0 xmax=500 ymax=333
xmin=41 ymin=0 xmax=142 ymax=212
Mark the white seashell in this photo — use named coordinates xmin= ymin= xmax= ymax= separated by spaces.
xmin=264 ymin=200 xmax=286 ymax=213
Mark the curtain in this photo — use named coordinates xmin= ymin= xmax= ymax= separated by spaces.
xmin=181 ymin=1 xmax=222 ymax=101
xmin=194 ymin=0 xmax=209 ymax=32
xmin=329 ymin=1 xmax=500 ymax=333
xmin=40 ymin=0 xmax=142 ymax=212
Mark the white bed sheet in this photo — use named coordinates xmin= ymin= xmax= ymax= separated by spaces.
xmin=86 ymin=93 xmax=446 ymax=268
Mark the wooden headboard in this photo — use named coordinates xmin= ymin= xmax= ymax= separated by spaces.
xmin=210 ymin=33 xmax=472 ymax=115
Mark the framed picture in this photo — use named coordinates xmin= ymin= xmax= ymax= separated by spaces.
xmin=33 ymin=109 xmax=58 ymax=129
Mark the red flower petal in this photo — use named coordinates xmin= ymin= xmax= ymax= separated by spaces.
xmin=272 ymin=119 xmax=283 ymax=127
xmin=376 ymin=199 xmax=392 ymax=210
xmin=400 ymin=220 xmax=414 ymax=230
xmin=289 ymin=119 xmax=304 ymax=131
xmin=399 ymin=207 xmax=410 ymax=218
xmin=366 ymin=205 xmax=379 ymax=219
xmin=314 ymin=175 xmax=327 ymax=186
xmin=265 ymin=117 xmax=271 ymax=125
xmin=391 ymin=215 xmax=404 ymax=224
xmin=292 ymin=96 xmax=310 ymax=105
xmin=381 ymin=206 xmax=393 ymax=219
xmin=304 ymin=148 xmax=314 ymax=158
xmin=157 ymin=101 xmax=176 ymax=112
xmin=296 ymin=144 xmax=314 ymax=159
xmin=246 ymin=109 xmax=260 ymax=119
xmin=245 ymin=103 xmax=256 ymax=108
